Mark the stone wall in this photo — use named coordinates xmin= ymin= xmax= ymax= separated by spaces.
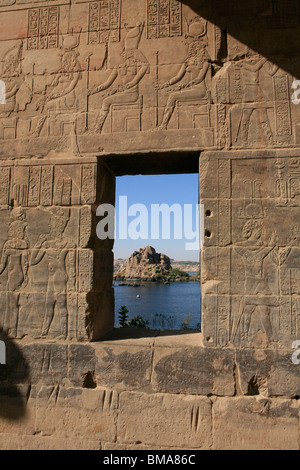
xmin=0 ymin=0 xmax=300 ymax=450
xmin=0 ymin=331 xmax=299 ymax=450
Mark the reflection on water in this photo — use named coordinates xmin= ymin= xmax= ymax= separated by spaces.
xmin=114 ymin=281 xmax=201 ymax=330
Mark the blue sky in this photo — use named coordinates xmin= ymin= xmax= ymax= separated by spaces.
xmin=113 ymin=174 xmax=200 ymax=261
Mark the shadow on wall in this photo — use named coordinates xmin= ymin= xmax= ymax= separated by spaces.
xmin=0 ymin=328 xmax=30 ymax=420
xmin=181 ymin=0 xmax=300 ymax=79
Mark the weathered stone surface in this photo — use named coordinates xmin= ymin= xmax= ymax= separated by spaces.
xmin=0 ymin=384 xmax=35 ymax=436
xmin=103 ymin=442 xmax=174 ymax=451
xmin=17 ymin=343 xmax=68 ymax=385
xmin=95 ymin=345 xmax=153 ymax=391
xmin=236 ymin=349 xmax=300 ymax=398
xmin=212 ymin=397 xmax=299 ymax=450
xmin=68 ymin=344 xmax=97 ymax=388
xmin=19 ymin=436 xmax=102 ymax=451
xmin=35 ymin=386 xmax=118 ymax=441
xmin=0 ymin=434 xmax=102 ymax=450
xmin=153 ymin=347 xmax=235 ymax=396
xmin=118 ymin=391 xmax=212 ymax=449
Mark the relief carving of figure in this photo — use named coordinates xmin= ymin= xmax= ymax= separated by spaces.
xmin=234 ymin=49 xmax=278 ymax=146
xmin=0 ymin=41 xmax=32 ymax=118
xmin=30 ymin=36 xmax=81 ymax=137
xmin=0 ymin=208 xmax=29 ymax=338
xmin=232 ymin=220 xmax=277 ymax=345
xmin=87 ymin=22 xmax=149 ymax=134
xmin=155 ymin=39 xmax=211 ymax=130
xmin=30 ymin=208 xmax=76 ymax=340
xmin=232 ymin=219 xmax=292 ymax=346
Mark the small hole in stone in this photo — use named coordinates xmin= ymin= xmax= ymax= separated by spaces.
xmin=206 ymin=336 xmax=214 ymax=343
xmin=82 ymin=371 xmax=97 ymax=389
xmin=205 ymin=229 xmax=211 ymax=238
xmin=247 ymin=375 xmax=266 ymax=396
xmin=205 ymin=210 xmax=212 ymax=217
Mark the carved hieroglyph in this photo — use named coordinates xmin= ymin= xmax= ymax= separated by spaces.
xmin=88 ymin=0 xmax=122 ymax=45
xmin=201 ymin=153 xmax=300 ymax=349
xmin=0 ymin=0 xmax=299 ymax=156
xmin=27 ymin=6 xmax=60 ymax=50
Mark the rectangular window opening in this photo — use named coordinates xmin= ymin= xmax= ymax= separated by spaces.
xmin=111 ymin=172 xmax=202 ymax=334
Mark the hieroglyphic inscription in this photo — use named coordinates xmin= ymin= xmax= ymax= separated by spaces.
xmin=88 ymin=0 xmax=121 ymax=45
xmin=217 ymin=305 xmax=230 ymax=347
xmin=0 ymin=163 xmax=97 ymax=209
xmin=273 ymin=75 xmax=292 ymax=137
xmin=275 ymin=158 xmax=300 ymax=206
xmin=79 ymin=206 xmax=92 ymax=248
xmin=28 ymin=166 xmax=41 ymax=207
xmin=81 ymin=165 xmax=96 ymax=204
xmin=233 ymin=65 xmax=242 ymax=102
xmin=78 ymin=250 xmax=93 ymax=292
xmin=146 ymin=0 xmax=182 ymax=39
xmin=40 ymin=166 xmax=53 ymax=207
xmin=27 ymin=7 xmax=60 ymax=50
xmin=216 ymin=104 xmax=228 ymax=149
xmin=0 ymin=167 xmax=10 ymax=206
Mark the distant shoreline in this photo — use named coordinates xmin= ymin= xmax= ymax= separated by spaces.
xmin=113 ymin=274 xmax=200 ymax=285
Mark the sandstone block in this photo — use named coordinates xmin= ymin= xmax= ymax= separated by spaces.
xmin=153 ymin=347 xmax=235 ymax=396
xmin=212 ymin=397 xmax=299 ymax=450
xmin=95 ymin=345 xmax=153 ymax=391
xmin=236 ymin=349 xmax=300 ymax=398
xmin=118 ymin=391 xmax=212 ymax=449
xmin=35 ymin=386 xmax=118 ymax=442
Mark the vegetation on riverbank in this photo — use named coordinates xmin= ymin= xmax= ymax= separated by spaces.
xmin=117 ymin=306 xmax=201 ymax=331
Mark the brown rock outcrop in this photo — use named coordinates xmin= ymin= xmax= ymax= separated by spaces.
xmin=115 ymin=246 xmax=171 ymax=280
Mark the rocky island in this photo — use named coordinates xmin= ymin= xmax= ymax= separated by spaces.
xmin=114 ymin=246 xmax=200 ymax=283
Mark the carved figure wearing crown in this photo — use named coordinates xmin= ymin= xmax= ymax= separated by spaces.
xmin=232 ymin=219 xmax=279 ymax=346
xmin=0 ymin=41 xmax=32 ymax=118
xmin=155 ymin=17 xmax=211 ymax=130
xmin=30 ymin=34 xmax=81 ymax=137
xmin=0 ymin=207 xmax=29 ymax=338
xmin=234 ymin=48 xmax=278 ymax=147
xmin=30 ymin=208 xmax=76 ymax=340
xmin=87 ymin=22 xmax=149 ymax=134
xmin=232 ymin=183 xmax=292 ymax=346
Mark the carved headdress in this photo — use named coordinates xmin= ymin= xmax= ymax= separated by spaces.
xmin=124 ymin=22 xmax=144 ymax=50
xmin=1 ymin=40 xmax=23 ymax=77
xmin=59 ymin=33 xmax=81 ymax=72
xmin=185 ymin=16 xmax=207 ymax=40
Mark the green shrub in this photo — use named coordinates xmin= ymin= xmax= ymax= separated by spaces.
xmin=181 ymin=313 xmax=192 ymax=330
xmin=169 ymin=268 xmax=189 ymax=278
xmin=118 ymin=306 xmax=149 ymax=328
xmin=118 ymin=305 xmax=129 ymax=328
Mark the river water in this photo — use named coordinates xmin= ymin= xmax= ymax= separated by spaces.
xmin=114 ymin=281 xmax=201 ymax=330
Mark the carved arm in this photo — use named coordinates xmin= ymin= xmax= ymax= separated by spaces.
xmin=0 ymin=245 xmax=9 ymax=275
xmin=125 ymin=64 xmax=149 ymax=90
xmin=88 ymin=68 xmax=118 ymax=96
